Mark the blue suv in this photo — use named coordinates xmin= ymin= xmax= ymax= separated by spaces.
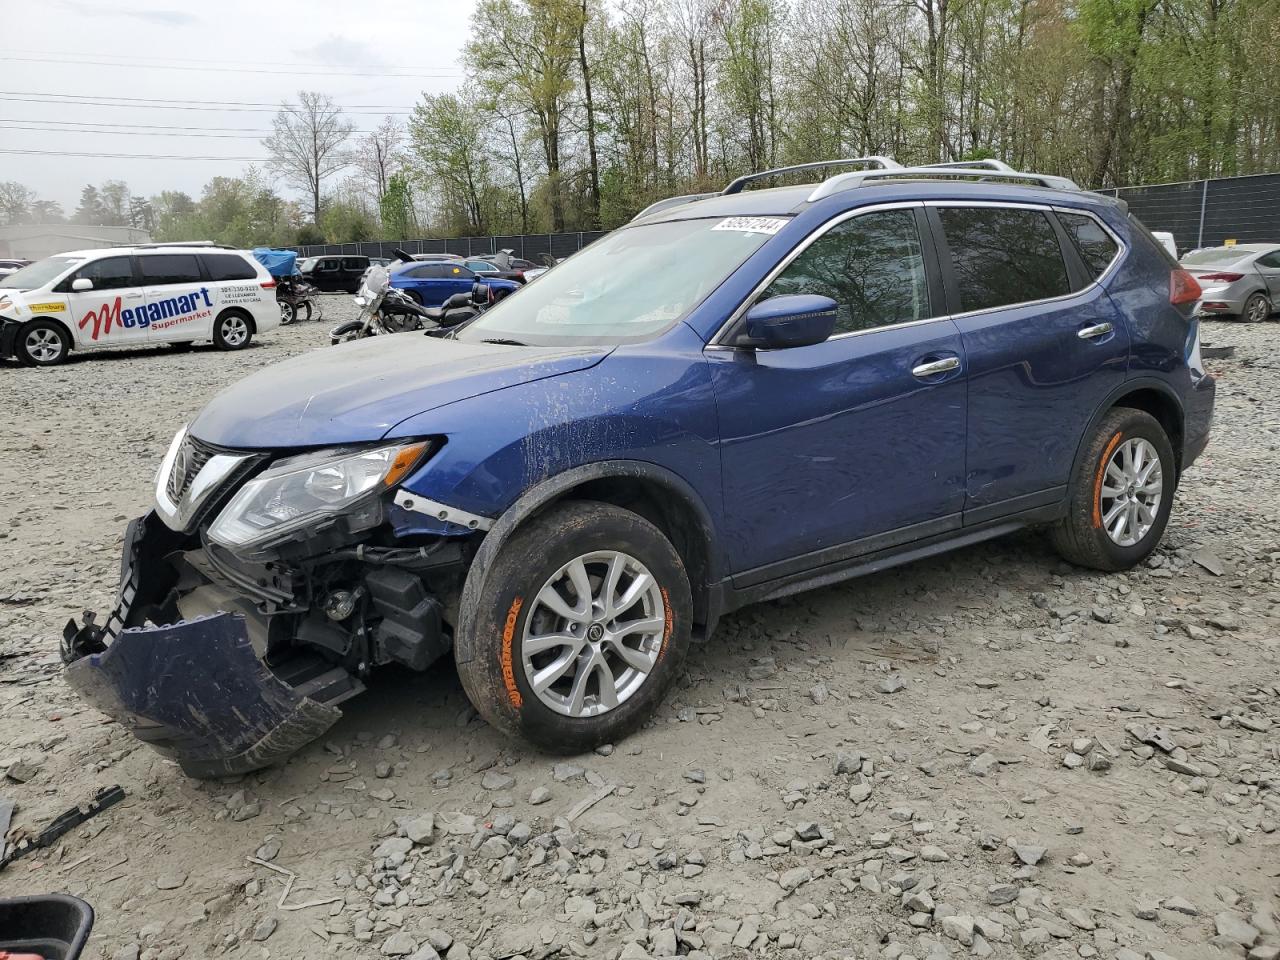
xmin=63 ymin=158 xmax=1215 ymax=776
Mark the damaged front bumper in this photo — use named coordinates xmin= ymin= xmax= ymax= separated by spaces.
xmin=63 ymin=513 xmax=364 ymax=778
xmin=66 ymin=613 xmax=348 ymax=779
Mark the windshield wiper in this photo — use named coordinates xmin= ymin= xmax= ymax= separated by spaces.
xmin=480 ymin=337 xmax=528 ymax=346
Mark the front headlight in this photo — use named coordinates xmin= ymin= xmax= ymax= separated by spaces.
xmin=207 ymin=441 xmax=430 ymax=550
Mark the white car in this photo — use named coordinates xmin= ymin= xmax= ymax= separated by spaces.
xmin=0 ymin=245 xmax=280 ymax=366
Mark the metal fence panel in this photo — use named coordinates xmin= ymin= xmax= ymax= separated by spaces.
xmin=1202 ymin=174 xmax=1280 ymax=246
xmin=1114 ymin=172 xmax=1280 ymax=250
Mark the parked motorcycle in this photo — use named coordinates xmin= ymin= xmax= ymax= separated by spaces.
xmin=276 ymin=274 xmax=321 ymax=325
xmin=328 ymin=267 xmax=485 ymax=345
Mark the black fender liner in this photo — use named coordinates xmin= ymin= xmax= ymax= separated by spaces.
xmin=453 ymin=460 xmax=724 ymax=664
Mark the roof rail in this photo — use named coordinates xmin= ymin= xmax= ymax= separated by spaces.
xmin=919 ymin=159 xmax=1016 ymax=172
xmin=132 ymin=240 xmax=233 ymax=249
xmin=631 ymin=192 xmax=718 ymax=222
xmin=808 ymin=166 xmax=1080 ymax=202
xmin=722 ymin=156 xmax=900 ymax=195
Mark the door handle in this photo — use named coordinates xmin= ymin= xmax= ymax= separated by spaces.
xmin=912 ymin=357 xmax=961 ymax=378
xmin=1078 ymin=322 xmax=1114 ymax=340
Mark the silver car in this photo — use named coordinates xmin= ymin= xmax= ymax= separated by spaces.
xmin=1180 ymin=243 xmax=1280 ymax=322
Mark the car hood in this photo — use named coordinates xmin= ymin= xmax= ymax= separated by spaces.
xmin=190 ymin=334 xmax=610 ymax=448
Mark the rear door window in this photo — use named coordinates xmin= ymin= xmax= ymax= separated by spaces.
xmin=342 ymin=258 xmax=367 ymax=271
xmin=139 ymin=254 xmax=203 ymax=286
xmin=201 ymin=253 xmax=257 ymax=281
xmin=937 ymin=207 xmax=1070 ymax=313
xmin=760 ymin=209 xmax=932 ymax=336
xmin=1058 ymin=212 xmax=1120 ymax=280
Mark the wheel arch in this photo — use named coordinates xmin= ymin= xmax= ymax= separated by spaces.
xmin=1075 ymin=378 xmax=1186 ymax=482
xmin=454 ymin=460 xmax=723 ymax=665
xmin=18 ymin=315 xmax=76 ymax=356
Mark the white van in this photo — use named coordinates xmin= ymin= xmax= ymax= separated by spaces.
xmin=0 ymin=245 xmax=280 ymax=366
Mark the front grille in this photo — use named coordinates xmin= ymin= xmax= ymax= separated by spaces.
xmin=166 ymin=435 xmax=218 ymax=504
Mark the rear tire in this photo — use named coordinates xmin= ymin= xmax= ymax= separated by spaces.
xmin=15 ymin=319 xmax=70 ymax=366
xmin=456 ymin=501 xmax=692 ymax=753
xmin=279 ymin=301 xmax=296 ymax=325
xmin=213 ymin=310 xmax=253 ymax=351
xmin=1049 ymin=408 xmax=1175 ymax=571
xmin=1242 ymin=291 xmax=1271 ymax=323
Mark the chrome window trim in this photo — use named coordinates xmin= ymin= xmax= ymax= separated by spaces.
xmin=707 ymin=201 xmax=926 ymax=347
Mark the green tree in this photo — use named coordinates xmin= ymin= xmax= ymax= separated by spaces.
xmin=380 ymin=173 xmax=416 ymax=241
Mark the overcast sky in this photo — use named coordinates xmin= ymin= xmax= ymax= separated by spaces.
xmin=4 ymin=0 xmax=476 ymax=215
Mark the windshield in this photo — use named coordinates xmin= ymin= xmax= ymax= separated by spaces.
xmin=0 ymin=256 xmax=82 ymax=291
xmin=1182 ymin=247 xmax=1249 ymax=265
xmin=455 ymin=217 xmax=784 ymax=346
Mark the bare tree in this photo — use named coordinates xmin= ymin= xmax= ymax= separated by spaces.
xmin=264 ymin=91 xmax=356 ymax=224
xmin=357 ymin=116 xmax=405 ymax=204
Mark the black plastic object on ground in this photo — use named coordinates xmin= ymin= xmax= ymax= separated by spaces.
xmin=0 ymin=894 xmax=95 ymax=960
xmin=0 ymin=787 xmax=124 ymax=871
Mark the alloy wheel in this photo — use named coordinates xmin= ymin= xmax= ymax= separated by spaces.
xmin=1099 ymin=437 xmax=1163 ymax=547
xmin=25 ymin=328 xmax=64 ymax=363
xmin=521 ymin=550 xmax=666 ymax=718
xmin=221 ymin=315 xmax=249 ymax=346
xmin=1247 ymin=295 xmax=1270 ymax=323
xmin=280 ymin=302 xmax=295 ymax=325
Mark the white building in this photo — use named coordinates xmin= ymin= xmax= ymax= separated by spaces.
xmin=0 ymin=224 xmax=152 ymax=260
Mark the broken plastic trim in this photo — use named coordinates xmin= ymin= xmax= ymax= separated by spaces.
xmin=64 ymin=612 xmax=342 ymax=778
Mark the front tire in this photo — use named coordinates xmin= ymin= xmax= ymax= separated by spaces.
xmin=16 ymin=320 xmax=71 ymax=366
xmin=1242 ymin=291 xmax=1271 ymax=323
xmin=1050 ymin=408 xmax=1176 ymax=571
xmin=213 ymin=310 xmax=253 ymax=351
xmin=456 ymin=501 xmax=692 ymax=753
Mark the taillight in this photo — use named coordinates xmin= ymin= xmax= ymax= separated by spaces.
xmin=1196 ymin=271 xmax=1243 ymax=282
xmin=260 ymin=280 xmax=277 ymax=289
xmin=1170 ymin=269 xmax=1201 ymax=305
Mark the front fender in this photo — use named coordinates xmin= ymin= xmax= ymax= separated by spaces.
xmin=449 ymin=459 xmax=724 ymax=664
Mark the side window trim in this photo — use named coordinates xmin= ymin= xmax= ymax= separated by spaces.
xmin=1046 ymin=211 xmax=1093 ymax=292
xmin=709 ymin=200 xmax=941 ymax=347
xmin=925 ymin=201 xmax=1099 ymax=319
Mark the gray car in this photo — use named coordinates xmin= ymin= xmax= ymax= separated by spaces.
xmin=1180 ymin=243 xmax=1280 ymax=322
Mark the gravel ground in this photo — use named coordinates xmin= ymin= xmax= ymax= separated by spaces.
xmin=0 ymin=306 xmax=1277 ymax=960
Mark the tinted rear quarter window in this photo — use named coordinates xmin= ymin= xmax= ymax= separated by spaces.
xmin=939 ymin=207 xmax=1070 ymax=312
xmin=201 ymin=253 xmax=257 ymax=281
xmin=139 ymin=254 xmax=202 ymax=286
xmin=1058 ymin=212 xmax=1120 ymax=280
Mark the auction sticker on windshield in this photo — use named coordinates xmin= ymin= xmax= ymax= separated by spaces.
xmin=712 ymin=217 xmax=788 ymax=235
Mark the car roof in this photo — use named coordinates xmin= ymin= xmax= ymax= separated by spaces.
xmin=638 ymin=178 xmax=1124 ymax=224
xmin=52 ymin=246 xmax=252 ymax=259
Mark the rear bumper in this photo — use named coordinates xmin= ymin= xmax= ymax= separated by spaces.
xmin=1182 ymin=372 xmax=1215 ymax=471
xmin=62 ymin=512 xmax=361 ymax=778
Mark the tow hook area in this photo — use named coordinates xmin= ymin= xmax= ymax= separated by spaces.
xmin=64 ymin=612 xmax=359 ymax=778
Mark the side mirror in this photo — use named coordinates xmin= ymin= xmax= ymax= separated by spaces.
xmin=739 ymin=294 xmax=838 ymax=349
xmin=71 ymin=277 xmax=93 ymax=292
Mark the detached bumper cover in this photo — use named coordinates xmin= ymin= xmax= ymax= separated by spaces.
xmin=65 ymin=613 xmax=342 ymax=778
